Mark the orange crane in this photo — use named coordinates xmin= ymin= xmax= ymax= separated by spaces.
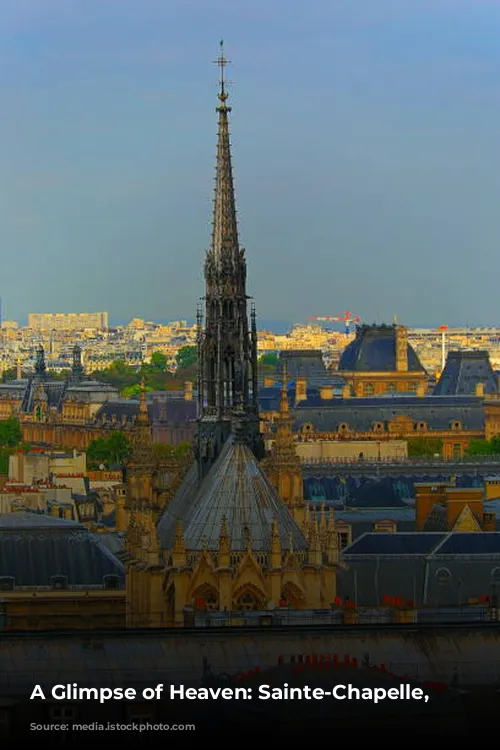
xmin=309 ymin=311 xmax=361 ymax=334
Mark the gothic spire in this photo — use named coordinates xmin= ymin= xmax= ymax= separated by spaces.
xmin=69 ymin=343 xmax=84 ymax=382
xmin=129 ymin=378 xmax=154 ymax=467
xmin=210 ymin=39 xmax=239 ymax=266
xmin=195 ymin=42 xmax=264 ymax=479
xmin=34 ymin=345 xmax=46 ymax=377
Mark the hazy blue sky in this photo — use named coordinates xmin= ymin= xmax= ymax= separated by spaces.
xmin=1 ymin=0 xmax=500 ymax=327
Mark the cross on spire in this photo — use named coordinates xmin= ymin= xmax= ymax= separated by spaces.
xmin=214 ymin=39 xmax=231 ymax=102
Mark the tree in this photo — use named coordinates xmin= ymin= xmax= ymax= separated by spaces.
xmin=465 ymin=436 xmax=500 ymax=456
xmin=0 ymin=417 xmax=22 ymax=449
xmin=149 ymin=352 xmax=168 ymax=370
xmin=121 ymin=383 xmax=154 ymax=398
xmin=86 ymin=431 xmax=132 ymax=468
xmin=259 ymin=353 xmax=279 ymax=367
xmin=176 ymin=346 xmax=197 ymax=371
xmin=407 ymin=437 xmax=444 ymax=457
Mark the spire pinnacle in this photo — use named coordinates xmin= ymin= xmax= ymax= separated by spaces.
xmin=214 ymin=39 xmax=231 ymax=107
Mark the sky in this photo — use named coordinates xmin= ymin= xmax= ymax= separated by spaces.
xmin=1 ymin=0 xmax=500 ymax=328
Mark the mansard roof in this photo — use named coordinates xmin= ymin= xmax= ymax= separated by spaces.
xmin=0 ymin=512 xmax=125 ymax=587
xmin=433 ymin=350 xmax=499 ymax=396
xmin=339 ymin=324 xmax=425 ymax=372
xmin=278 ymin=350 xmax=333 ymax=386
xmin=290 ymin=395 xmax=484 ymax=432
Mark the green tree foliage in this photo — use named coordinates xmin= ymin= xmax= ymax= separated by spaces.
xmin=149 ymin=352 xmax=168 ymax=370
xmin=259 ymin=353 xmax=279 ymax=366
xmin=0 ymin=417 xmax=22 ymax=448
xmin=176 ymin=346 xmax=197 ymax=370
xmin=465 ymin=436 xmax=500 ymax=456
xmin=93 ymin=352 xmax=197 ymax=396
xmin=86 ymin=431 xmax=132 ymax=468
xmin=407 ymin=437 xmax=444 ymax=457
xmin=121 ymin=383 xmax=154 ymax=399
xmin=0 ymin=417 xmax=23 ymax=475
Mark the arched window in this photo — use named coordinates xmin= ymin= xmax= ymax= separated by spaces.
xmin=235 ymin=588 xmax=262 ymax=612
xmin=51 ymin=575 xmax=68 ymax=590
xmin=103 ymin=575 xmax=120 ymax=589
xmin=436 ymin=568 xmax=451 ymax=584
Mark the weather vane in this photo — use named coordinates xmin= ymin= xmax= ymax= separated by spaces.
xmin=213 ymin=39 xmax=231 ymax=98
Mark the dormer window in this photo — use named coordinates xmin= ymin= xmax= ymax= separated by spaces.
xmin=338 ymin=423 xmax=349 ymax=432
xmin=0 ymin=577 xmax=14 ymax=591
xmin=416 ymin=421 xmax=426 ymax=431
xmin=51 ymin=575 xmax=68 ymax=590
xmin=302 ymin=423 xmax=314 ymax=434
xmin=373 ymin=422 xmax=384 ymax=432
xmin=103 ymin=575 xmax=120 ymax=590
xmin=451 ymin=421 xmax=461 ymax=431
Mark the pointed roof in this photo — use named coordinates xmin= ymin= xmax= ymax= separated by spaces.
xmin=433 ymin=350 xmax=499 ymax=396
xmin=211 ymin=40 xmax=239 ymax=263
xmin=128 ymin=379 xmax=154 ymax=468
xmin=158 ymin=435 xmax=307 ymax=553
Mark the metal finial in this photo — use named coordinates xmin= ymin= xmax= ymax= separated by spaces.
xmin=213 ymin=40 xmax=231 ymax=102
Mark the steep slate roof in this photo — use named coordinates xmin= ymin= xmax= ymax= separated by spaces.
xmin=339 ymin=324 xmax=426 ymax=372
xmin=278 ymin=350 xmax=341 ymax=387
xmin=338 ymin=530 xmax=500 ymax=606
xmin=291 ymin=395 xmax=484 ymax=432
xmin=421 ymin=504 xmax=448 ymax=532
xmin=433 ymin=350 xmax=499 ymax=396
xmin=158 ymin=436 xmax=307 ymax=553
xmin=343 ymin=532 xmax=446 ymax=556
xmin=433 ymin=532 xmax=500 ymax=555
xmin=0 ymin=512 xmax=125 ymax=587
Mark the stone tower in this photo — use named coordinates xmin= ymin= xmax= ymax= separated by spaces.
xmin=126 ymin=379 xmax=155 ymax=509
xmin=195 ymin=41 xmax=264 ymax=479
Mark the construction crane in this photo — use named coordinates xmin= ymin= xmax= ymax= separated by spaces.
xmin=309 ymin=311 xmax=361 ymax=334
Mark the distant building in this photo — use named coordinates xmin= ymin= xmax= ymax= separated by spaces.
xmin=338 ymin=323 xmax=428 ymax=396
xmin=28 ymin=312 xmax=108 ymax=331
xmin=0 ymin=512 xmax=125 ymax=630
xmin=338 ymin=531 xmax=500 ymax=607
xmin=433 ymin=350 xmax=499 ymax=396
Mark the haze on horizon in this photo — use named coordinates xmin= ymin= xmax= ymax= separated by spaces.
xmin=1 ymin=0 xmax=499 ymax=328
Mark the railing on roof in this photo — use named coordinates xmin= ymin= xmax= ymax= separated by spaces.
xmin=301 ymin=455 xmax=500 ymax=465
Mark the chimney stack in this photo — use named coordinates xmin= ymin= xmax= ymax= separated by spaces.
xmin=395 ymin=325 xmax=408 ymax=372
xmin=295 ymin=377 xmax=307 ymax=402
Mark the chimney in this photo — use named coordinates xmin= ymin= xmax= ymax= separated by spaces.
xmin=320 ymin=385 xmax=334 ymax=400
xmin=395 ymin=325 xmax=408 ymax=372
xmin=184 ymin=381 xmax=193 ymax=401
xmin=342 ymin=384 xmax=351 ymax=399
xmin=475 ymin=382 xmax=485 ymax=397
xmin=295 ymin=377 xmax=307 ymax=402
xmin=264 ymin=376 xmax=275 ymax=387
